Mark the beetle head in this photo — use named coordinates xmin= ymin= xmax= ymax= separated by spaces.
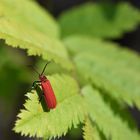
xmin=39 ymin=75 xmax=47 ymax=82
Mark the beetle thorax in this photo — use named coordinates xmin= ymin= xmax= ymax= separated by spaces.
xmin=39 ymin=75 xmax=47 ymax=82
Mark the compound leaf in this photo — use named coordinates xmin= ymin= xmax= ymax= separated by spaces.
xmin=64 ymin=36 xmax=140 ymax=109
xmin=14 ymin=74 xmax=86 ymax=139
xmin=0 ymin=0 xmax=59 ymax=38
xmin=0 ymin=0 xmax=73 ymax=70
xmin=83 ymin=118 xmax=102 ymax=140
xmin=82 ymin=85 xmax=140 ymax=140
xmin=59 ymin=2 xmax=140 ymax=38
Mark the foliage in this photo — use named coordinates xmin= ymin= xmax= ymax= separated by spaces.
xmin=14 ymin=74 xmax=86 ymax=139
xmin=83 ymin=118 xmax=102 ymax=140
xmin=0 ymin=0 xmax=73 ymax=70
xmin=64 ymin=36 xmax=140 ymax=109
xmin=82 ymin=85 xmax=140 ymax=140
xmin=59 ymin=2 xmax=140 ymax=38
xmin=0 ymin=0 xmax=140 ymax=140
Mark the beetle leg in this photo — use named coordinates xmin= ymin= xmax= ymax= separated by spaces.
xmin=38 ymin=94 xmax=44 ymax=103
xmin=28 ymin=85 xmax=36 ymax=93
xmin=29 ymin=81 xmax=41 ymax=93
xmin=32 ymin=81 xmax=41 ymax=89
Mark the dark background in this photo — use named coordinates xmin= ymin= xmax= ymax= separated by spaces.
xmin=0 ymin=0 xmax=140 ymax=140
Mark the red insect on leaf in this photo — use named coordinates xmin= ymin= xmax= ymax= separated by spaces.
xmin=31 ymin=61 xmax=57 ymax=109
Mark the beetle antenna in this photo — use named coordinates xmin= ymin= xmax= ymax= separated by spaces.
xmin=41 ymin=61 xmax=51 ymax=75
xmin=28 ymin=65 xmax=40 ymax=75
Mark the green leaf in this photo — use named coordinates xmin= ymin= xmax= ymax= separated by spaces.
xmin=83 ymin=118 xmax=102 ymax=140
xmin=64 ymin=35 xmax=140 ymax=71
xmin=0 ymin=0 xmax=73 ymax=70
xmin=0 ymin=0 xmax=59 ymax=38
xmin=82 ymin=85 xmax=140 ymax=140
xmin=64 ymin=36 xmax=140 ymax=109
xmin=59 ymin=2 xmax=140 ymax=38
xmin=14 ymin=74 xmax=86 ymax=139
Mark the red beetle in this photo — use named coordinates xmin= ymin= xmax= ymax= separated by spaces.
xmin=32 ymin=62 xmax=57 ymax=109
